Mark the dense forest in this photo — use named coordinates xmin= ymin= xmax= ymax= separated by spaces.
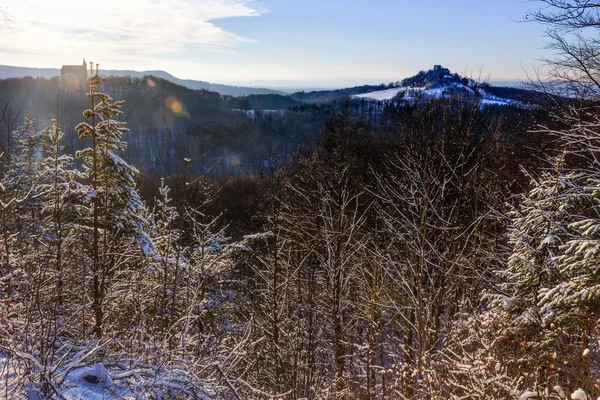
xmin=2 ymin=1 xmax=600 ymax=399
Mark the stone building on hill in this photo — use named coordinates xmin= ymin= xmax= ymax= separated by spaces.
xmin=61 ymin=59 xmax=87 ymax=91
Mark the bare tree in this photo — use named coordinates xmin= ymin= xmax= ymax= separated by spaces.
xmin=525 ymin=1 xmax=600 ymax=99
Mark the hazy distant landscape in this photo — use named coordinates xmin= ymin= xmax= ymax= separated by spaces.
xmin=1 ymin=1 xmax=600 ymax=399
xmin=0 ymin=64 xmax=524 ymax=93
xmin=0 ymin=64 xmax=536 ymax=178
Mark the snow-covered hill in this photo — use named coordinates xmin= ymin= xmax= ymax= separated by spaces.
xmin=353 ymin=84 xmax=518 ymax=107
xmin=353 ymin=66 xmax=522 ymax=107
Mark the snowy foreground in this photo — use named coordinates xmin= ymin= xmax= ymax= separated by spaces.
xmin=2 ymin=350 xmax=596 ymax=400
xmin=0 ymin=352 xmax=219 ymax=399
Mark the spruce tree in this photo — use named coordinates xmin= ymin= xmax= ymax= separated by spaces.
xmin=75 ymin=63 xmax=153 ymax=338
xmin=0 ymin=112 xmax=42 ymax=296
xmin=37 ymin=119 xmax=84 ymax=305
xmin=492 ymin=153 xmax=571 ymax=323
xmin=6 ymin=112 xmax=44 ymax=243
xmin=148 ymin=178 xmax=185 ymax=332
xmin=488 ymin=152 xmax=576 ymax=389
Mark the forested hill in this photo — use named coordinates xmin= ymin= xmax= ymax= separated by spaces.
xmin=0 ymin=75 xmax=333 ymax=176
xmin=0 ymin=64 xmax=285 ymax=96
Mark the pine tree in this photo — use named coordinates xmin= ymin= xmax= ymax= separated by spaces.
xmin=75 ymin=63 xmax=153 ymax=338
xmin=0 ymin=112 xmax=42 ymax=297
xmin=492 ymin=152 xmax=571 ymax=323
xmin=488 ymin=152 xmax=577 ymax=390
xmin=37 ymin=119 xmax=84 ymax=305
xmin=6 ymin=112 xmax=44 ymax=243
xmin=148 ymin=178 xmax=185 ymax=332
xmin=492 ymin=126 xmax=600 ymax=392
xmin=536 ymin=150 xmax=600 ymax=391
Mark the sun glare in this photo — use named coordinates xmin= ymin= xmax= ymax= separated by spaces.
xmin=165 ymin=96 xmax=184 ymax=114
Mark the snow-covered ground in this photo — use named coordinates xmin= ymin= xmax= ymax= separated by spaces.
xmin=0 ymin=355 xmax=130 ymax=400
xmin=0 ymin=352 xmax=216 ymax=399
xmin=353 ymin=87 xmax=406 ymax=100
xmin=481 ymin=98 xmax=512 ymax=106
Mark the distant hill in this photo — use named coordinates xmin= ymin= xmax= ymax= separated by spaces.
xmin=0 ymin=64 xmax=285 ymax=97
xmin=0 ymin=65 xmax=59 ymax=80
xmin=352 ymin=66 xmax=524 ymax=107
xmin=289 ymin=65 xmax=539 ymax=108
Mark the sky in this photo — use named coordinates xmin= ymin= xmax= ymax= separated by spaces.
xmin=0 ymin=0 xmax=550 ymax=88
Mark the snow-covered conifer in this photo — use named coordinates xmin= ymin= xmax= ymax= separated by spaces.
xmin=75 ymin=64 xmax=153 ymax=338
xmin=491 ymin=152 xmax=572 ymax=324
xmin=37 ymin=119 xmax=85 ymax=304
xmin=5 ymin=112 xmax=44 ymax=242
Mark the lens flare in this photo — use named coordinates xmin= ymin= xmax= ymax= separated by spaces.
xmin=147 ymin=78 xmax=156 ymax=88
xmin=61 ymin=72 xmax=82 ymax=93
xmin=229 ymin=153 xmax=241 ymax=167
xmin=165 ymin=96 xmax=183 ymax=114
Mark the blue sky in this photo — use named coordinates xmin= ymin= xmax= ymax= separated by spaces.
xmin=0 ymin=0 xmax=549 ymax=88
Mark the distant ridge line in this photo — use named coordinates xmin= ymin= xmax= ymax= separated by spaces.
xmin=0 ymin=64 xmax=285 ymax=97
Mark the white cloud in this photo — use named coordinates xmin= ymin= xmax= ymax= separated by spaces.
xmin=0 ymin=0 xmax=263 ymax=67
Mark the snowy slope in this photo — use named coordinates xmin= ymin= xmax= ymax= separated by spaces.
xmin=353 ymin=87 xmax=406 ymax=100
xmin=353 ymin=83 xmax=518 ymax=107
